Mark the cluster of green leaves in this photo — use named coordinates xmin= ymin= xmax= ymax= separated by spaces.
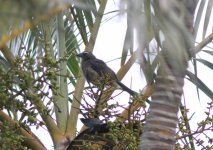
xmin=0 ymin=0 xmax=100 ymax=148
xmin=0 ymin=121 xmax=30 ymax=150
xmin=107 ymin=121 xmax=142 ymax=150
xmin=176 ymin=101 xmax=213 ymax=149
xmin=0 ymin=42 xmax=65 ymax=127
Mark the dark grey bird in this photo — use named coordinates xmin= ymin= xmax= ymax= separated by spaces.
xmin=80 ymin=118 xmax=103 ymax=128
xmin=77 ymin=52 xmax=136 ymax=96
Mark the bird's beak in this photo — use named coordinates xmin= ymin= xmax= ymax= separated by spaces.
xmin=76 ymin=53 xmax=83 ymax=57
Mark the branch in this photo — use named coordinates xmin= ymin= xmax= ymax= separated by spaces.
xmin=193 ymin=33 xmax=213 ymax=55
xmin=117 ymin=50 xmax=138 ymax=80
xmin=0 ymin=111 xmax=45 ymax=150
xmin=65 ymin=0 xmax=108 ymax=138
xmin=54 ymin=12 xmax=69 ymax=132
xmin=0 ymin=45 xmax=15 ymax=65
xmin=25 ymin=89 xmax=64 ymax=145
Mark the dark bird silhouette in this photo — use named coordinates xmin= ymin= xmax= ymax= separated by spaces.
xmin=80 ymin=118 xmax=103 ymax=128
xmin=77 ymin=52 xmax=136 ymax=96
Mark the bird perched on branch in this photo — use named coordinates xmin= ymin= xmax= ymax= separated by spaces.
xmin=77 ymin=52 xmax=137 ymax=96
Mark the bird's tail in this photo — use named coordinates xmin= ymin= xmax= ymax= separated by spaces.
xmin=116 ymin=80 xmax=137 ymax=96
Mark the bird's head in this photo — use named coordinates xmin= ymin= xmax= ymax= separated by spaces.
xmin=77 ymin=52 xmax=96 ymax=60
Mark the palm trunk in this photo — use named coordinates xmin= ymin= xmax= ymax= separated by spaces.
xmin=139 ymin=67 xmax=185 ymax=150
xmin=139 ymin=0 xmax=195 ymax=149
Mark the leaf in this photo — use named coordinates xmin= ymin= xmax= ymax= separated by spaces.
xmin=89 ymin=0 xmax=98 ymax=13
xmin=202 ymin=0 xmax=213 ymax=39
xmin=0 ymin=56 xmax=11 ymax=70
xmin=192 ymin=56 xmax=200 ymax=101
xmin=64 ymin=19 xmax=80 ymax=54
xmin=67 ymin=55 xmax=80 ymax=86
xmin=83 ymin=1 xmax=95 ymax=33
xmin=194 ymin=59 xmax=213 ymax=100
xmin=195 ymin=58 xmax=213 ymax=70
xmin=71 ymin=6 xmax=88 ymax=45
xmin=202 ymin=50 xmax=213 ymax=56
xmin=121 ymin=28 xmax=132 ymax=65
xmin=194 ymin=0 xmax=206 ymax=39
xmin=139 ymin=52 xmax=156 ymax=84
xmin=83 ymin=10 xmax=94 ymax=32
xmin=186 ymin=70 xmax=213 ymax=100
xmin=64 ymin=16 xmax=82 ymax=86
xmin=121 ymin=4 xmax=134 ymax=66
xmin=0 ymin=0 xmax=49 ymax=35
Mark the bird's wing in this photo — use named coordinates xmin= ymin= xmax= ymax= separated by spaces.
xmin=89 ymin=59 xmax=113 ymax=76
xmin=83 ymin=58 xmax=118 ymax=87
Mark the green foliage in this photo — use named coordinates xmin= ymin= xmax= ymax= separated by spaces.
xmin=177 ymin=101 xmax=213 ymax=149
xmin=0 ymin=121 xmax=30 ymax=150
xmin=0 ymin=43 xmax=68 ymax=127
xmin=0 ymin=0 xmax=49 ymax=35
xmin=107 ymin=121 xmax=142 ymax=150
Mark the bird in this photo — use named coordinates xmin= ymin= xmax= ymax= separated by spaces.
xmin=80 ymin=118 xmax=103 ymax=128
xmin=77 ymin=52 xmax=137 ymax=96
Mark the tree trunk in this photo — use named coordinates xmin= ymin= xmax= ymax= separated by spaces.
xmin=139 ymin=0 xmax=195 ymax=149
